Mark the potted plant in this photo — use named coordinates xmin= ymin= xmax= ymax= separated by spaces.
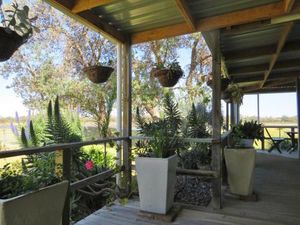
xmin=0 ymin=2 xmax=39 ymax=62
xmin=232 ymin=120 xmax=263 ymax=148
xmin=206 ymin=76 xmax=231 ymax=92
xmin=135 ymin=127 xmax=178 ymax=214
xmin=83 ymin=59 xmax=114 ymax=84
xmin=222 ymin=83 xmax=243 ymax=104
xmin=0 ymin=163 xmax=68 ymax=225
xmin=224 ymin=120 xmax=263 ymax=197
xmin=151 ymin=61 xmax=183 ymax=87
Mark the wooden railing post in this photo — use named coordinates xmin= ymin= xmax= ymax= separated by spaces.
xmin=262 ymin=128 xmax=265 ymax=150
xmin=210 ymin=29 xmax=222 ymax=209
xmin=62 ymin=148 xmax=72 ymax=225
xmin=122 ymin=41 xmax=132 ymax=194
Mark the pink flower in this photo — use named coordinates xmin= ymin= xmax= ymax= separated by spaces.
xmin=85 ymin=160 xmax=94 ymax=170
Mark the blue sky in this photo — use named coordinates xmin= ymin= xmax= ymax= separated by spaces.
xmin=0 ymin=4 xmax=296 ymax=119
xmin=0 ymin=67 xmax=297 ymax=118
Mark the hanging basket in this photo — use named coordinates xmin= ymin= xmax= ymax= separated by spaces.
xmin=206 ymin=78 xmax=230 ymax=92
xmin=83 ymin=65 xmax=114 ymax=84
xmin=0 ymin=27 xmax=25 ymax=62
xmin=152 ymin=68 xmax=183 ymax=87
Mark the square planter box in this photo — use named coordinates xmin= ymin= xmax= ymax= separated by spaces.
xmin=224 ymin=148 xmax=256 ymax=196
xmin=0 ymin=181 xmax=68 ymax=225
xmin=136 ymin=155 xmax=177 ymax=214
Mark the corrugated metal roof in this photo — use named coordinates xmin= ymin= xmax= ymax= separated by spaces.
xmin=226 ymin=56 xmax=272 ymax=68
xmin=187 ymin=0 xmax=281 ymax=20
xmin=91 ymin=0 xmax=184 ymax=33
xmin=221 ymin=24 xmax=282 ymax=52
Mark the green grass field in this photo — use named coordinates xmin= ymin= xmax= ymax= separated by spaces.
xmin=0 ymin=120 xmax=297 ymax=168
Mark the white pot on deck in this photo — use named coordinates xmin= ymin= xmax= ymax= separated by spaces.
xmin=136 ymin=155 xmax=177 ymax=214
xmin=0 ymin=181 xmax=68 ymax=225
xmin=224 ymin=148 xmax=256 ymax=196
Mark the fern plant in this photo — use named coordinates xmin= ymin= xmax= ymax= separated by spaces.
xmin=180 ymin=103 xmax=212 ymax=168
xmin=45 ymin=97 xmax=82 ymax=144
xmin=135 ymin=93 xmax=182 ymax=158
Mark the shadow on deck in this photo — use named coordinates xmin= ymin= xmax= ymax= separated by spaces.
xmin=75 ymin=153 xmax=300 ymax=225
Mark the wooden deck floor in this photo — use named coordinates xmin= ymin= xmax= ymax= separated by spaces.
xmin=75 ymin=153 xmax=300 ymax=225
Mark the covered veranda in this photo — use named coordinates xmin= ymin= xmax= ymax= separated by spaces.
xmin=2 ymin=0 xmax=300 ymax=225
xmin=77 ymin=154 xmax=300 ymax=225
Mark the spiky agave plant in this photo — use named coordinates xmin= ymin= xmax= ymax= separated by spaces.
xmin=135 ymin=93 xmax=183 ymax=158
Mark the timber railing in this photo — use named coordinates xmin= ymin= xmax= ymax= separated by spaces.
xmin=0 ymin=137 xmax=128 ymax=225
xmin=130 ymin=131 xmax=232 ymax=179
xmin=0 ymin=133 xmax=233 ymax=224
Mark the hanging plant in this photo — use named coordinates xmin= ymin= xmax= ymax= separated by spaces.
xmin=0 ymin=2 xmax=39 ymax=62
xmin=223 ymin=83 xmax=243 ymax=105
xmin=151 ymin=61 xmax=183 ymax=87
xmin=83 ymin=60 xmax=114 ymax=84
xmin=206 ymin=76 xmax=231 ymax=92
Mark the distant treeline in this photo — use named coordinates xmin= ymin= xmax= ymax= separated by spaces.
xmin=0 ymin=117 xmax=27 ymax=124
xmin=241 ymin=115 xmax=297 ymax=124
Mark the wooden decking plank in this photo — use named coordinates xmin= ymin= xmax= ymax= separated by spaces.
xmin=76 ymin=154 xmax=300 ymax=225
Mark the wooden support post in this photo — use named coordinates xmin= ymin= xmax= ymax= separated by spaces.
xmin=230 ymin=103 xmax=236 ymax=127
xmin=257 ymin=93 xmax=260 ymax=123
xmin=226 ymin=102 xmax=229 ymax=130
xmin=211 ymin=30 xmax=222 ymax=209
xmin=296 ymin=77 xmax=300 ymax=160
xmin=122 ymin=41 xmax=132 ymax=193
xmin=116 ymin=43 xmax=122 ymax=185
xmin=236 ymin=104 xmax=240 ymax=123
xmin=62 ymin=148 xmax=72 ymax=225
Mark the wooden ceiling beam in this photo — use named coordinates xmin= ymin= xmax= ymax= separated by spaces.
xmin=45 ymin=0 xmax=126 ymax=43
xmin=132 ymin=1 xmax=286 ymax=44
xmin=174 ymin=0 xmax=196 ymax=31
xmin=72 ymin=0 xmax=113 ymax=13
xmin=284 ymin=0 xmax=295 ymax=12
xmin=131 ymin=23 xmax=192 ymax=44
xmin=261 ymin=0 xmax=296 ymax=87
xmin=197 ymin=1 xmax=285 ymax=32
xmin=260 ymin=22 xmax=294 ymax=87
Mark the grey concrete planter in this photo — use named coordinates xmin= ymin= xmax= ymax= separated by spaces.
xmin=224 ymin=148 xmax=256 ymax=196
xmin=136 ymin=155 xmax=177 ymax=214
xmin=0 ymin=181 xmax=68 ymax=225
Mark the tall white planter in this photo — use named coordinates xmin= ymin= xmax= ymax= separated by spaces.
xmin=224 ymin=148 xmax=256 ymax=196
xmin=0 ymin=181 xmax=68 ymax=225
xmin=136 ymin=155 xmax=177 ymax=214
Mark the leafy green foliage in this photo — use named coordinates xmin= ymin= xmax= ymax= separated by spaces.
xmin=186 ymin=103 xmax=210 ymax=138
xmin=179 ymin=145 xmax=211 ymax=169
xmin=225 ymin=83 xmax=243 ymax=105
xmin=135 ymin=93 xmax=182 ymax=158
xmin=232 ymin=120 xmax=263 ymax=140
xmin=29 ymin=120 xmax=38 ymax=146
xmin=179 ymin=103 xmax=212 ymax=168
xmin=45 ymin=97 xmax=82 ymax=144
xmin=154 ymin=60 xmax=182 ymax=74
xmin=82 ymin=145 xmax=115 ymax=170
xmin=0 ymin=153 xmax=61 ymax=199
xmin=21 ymin=127 xmax=28 ymax=148
xmin=2 ymin=2 xmax=39 ymax=38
